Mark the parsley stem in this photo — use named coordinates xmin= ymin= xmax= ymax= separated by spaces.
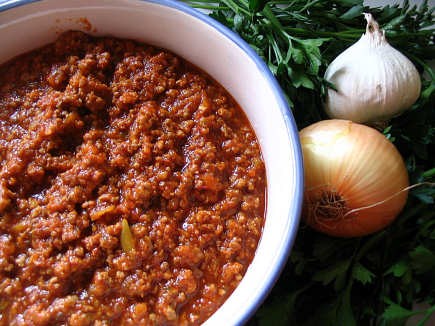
xmin=280 ymin=27 xmax=434 ymax=41
xmin=221 ymin=0 xmax=250 ymax=15
xmin=354 ymin=230 xmax=387 ymax=263
xmin=297 ymin=0 xmax=324 ymax=13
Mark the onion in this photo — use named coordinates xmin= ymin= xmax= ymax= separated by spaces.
xmin=300 ymin=119 xmax=409 ymax=237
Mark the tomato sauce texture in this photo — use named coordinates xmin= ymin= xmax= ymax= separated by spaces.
xmin=0 ymin=31 xmax=266 ymax=325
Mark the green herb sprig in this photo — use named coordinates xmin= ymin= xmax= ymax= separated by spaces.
xmin=185 ymin=0 xmax=434 ymax=325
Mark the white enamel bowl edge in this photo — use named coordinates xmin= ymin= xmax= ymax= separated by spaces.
xmin=0 ymin=0 xmax=304 ymax=324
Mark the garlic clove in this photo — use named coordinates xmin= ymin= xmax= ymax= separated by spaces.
xmin=324 ymin=13 xmax=421 ymax=124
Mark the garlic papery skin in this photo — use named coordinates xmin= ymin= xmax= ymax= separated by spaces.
xmin=324 ymin=13 xmax=421 ymax=124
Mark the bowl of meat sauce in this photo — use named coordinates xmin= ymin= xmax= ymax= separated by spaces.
xmin=0 ymin=0 xmax=303 ymax=325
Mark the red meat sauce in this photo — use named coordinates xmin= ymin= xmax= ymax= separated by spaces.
xmin=0 ymin=31 xmax=266 ymax=325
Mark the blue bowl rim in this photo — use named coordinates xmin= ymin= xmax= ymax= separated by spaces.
xmin=0 ymin=0 xmax=304 ymax=324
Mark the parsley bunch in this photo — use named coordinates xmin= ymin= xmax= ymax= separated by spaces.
xmin=185 ymin=0 xmax=434 ymax=324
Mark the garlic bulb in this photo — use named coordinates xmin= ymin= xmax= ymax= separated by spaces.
xmin=324 ymin=13 xmax=421 ymax=124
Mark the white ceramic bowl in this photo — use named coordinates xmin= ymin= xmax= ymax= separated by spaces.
xmin=0 ymin=0 xmax=303 ymax=324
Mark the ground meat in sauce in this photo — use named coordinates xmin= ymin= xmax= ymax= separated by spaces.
xmin=0 ymin=31 xmax=266 ymax=325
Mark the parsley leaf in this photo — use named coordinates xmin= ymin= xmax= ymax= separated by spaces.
xmin=352 ymin=262 xmax=375 ymax=285
xmin=381 ymin=303 xmax=421 ymax=324
xmin=410 ymin=246 xmax=435 ymax=275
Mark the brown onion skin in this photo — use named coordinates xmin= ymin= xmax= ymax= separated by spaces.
xmin=300 ymin=119 xmax=409 ymax=238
